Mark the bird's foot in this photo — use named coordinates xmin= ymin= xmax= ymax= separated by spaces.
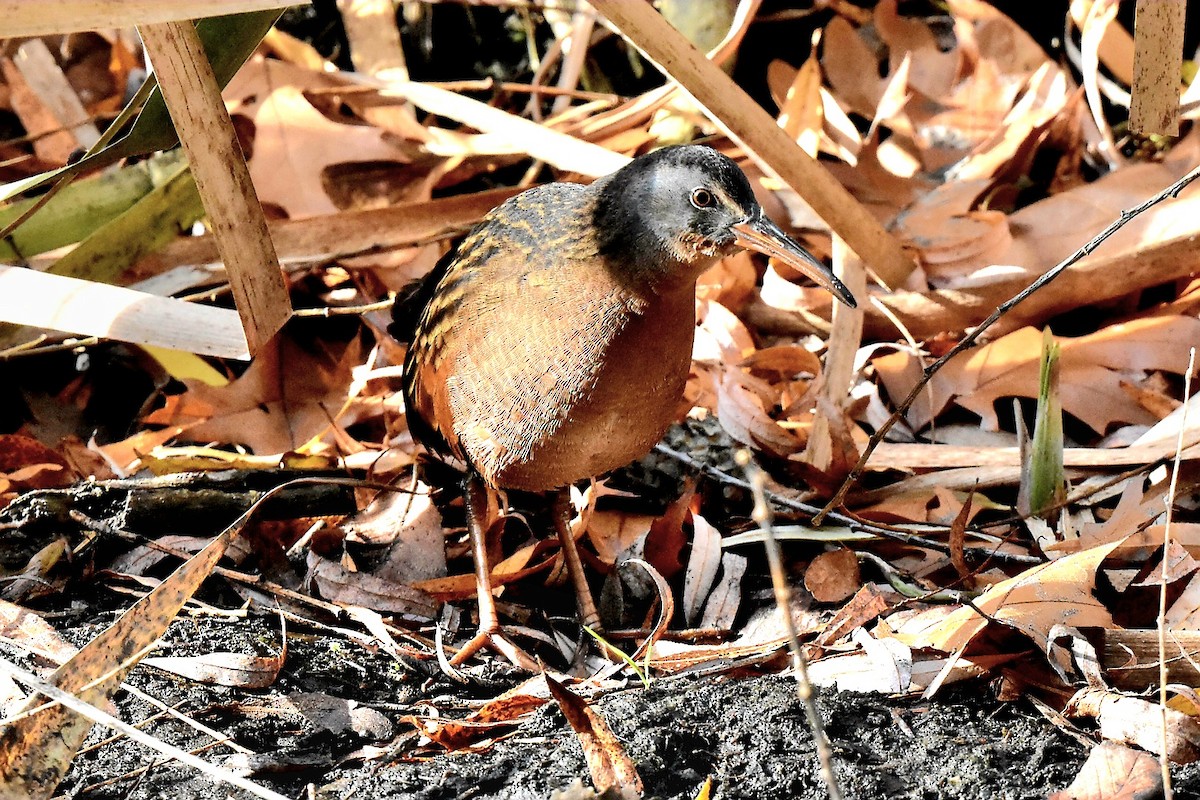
xmin=448 ymin=626 xmax=540 ymax=672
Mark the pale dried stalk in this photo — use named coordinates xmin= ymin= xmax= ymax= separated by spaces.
xmin=1130 ymin=0 xmax=1185 ymax=136
xmin=140 ymin=20 xmax=291 ymax=353
xmin=0 ymin=0 xmax=293 ymax=37
xmin=1159 ymin=347 xmax=1194 ymax=800
xmin=0 ymin=266 xmax=249 ymax=359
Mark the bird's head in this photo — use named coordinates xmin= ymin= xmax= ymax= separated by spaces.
xmin=594 ymin=145 xmax=856 ymax=307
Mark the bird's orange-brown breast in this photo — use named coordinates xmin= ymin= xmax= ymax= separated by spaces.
xmin=403 ymin=181 xmax=693 ymax=490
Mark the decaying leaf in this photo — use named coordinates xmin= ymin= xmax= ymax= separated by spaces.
xmin=546 ymin=674 xmax=643 ymax=796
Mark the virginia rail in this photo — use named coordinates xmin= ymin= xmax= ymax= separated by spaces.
xmin=394 ymin=145 xmax=856 ymax=669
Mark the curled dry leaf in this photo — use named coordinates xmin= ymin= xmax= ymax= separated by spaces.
xmin=682 ymin=512 xmax=722 ymax=627
xmin=700 ymin=552 xmax=747 ymax=632
xmin=307 ymin=549 xmax=439 ymax=618
xmin=145 ymin=636 xmax=285 ymax=690
xmin=406 ymin=673 xmax=555 ymax=750
xmin=586 ymin=510 xmax=656 ymax=567
xmin=224 ymin=57 xmax=413 ymax=218
xmin=692 ymin=298 xmax=756 ymax=366
xmin=0 ymin=434 xmax=73 ymax=490
xmin=339 ymin=483 xmax=447 ymax=585
xmin=411 ymin=541 xmax=546 ymax=601
xmin=147 ymin=334 xmax=363 ymax=455
xmin=0 ymin=598 xmax=77 ymax=665
xmin=546 ymin=674 xmax=643 ymax=796
xmin=808 ymin=627 xmax=912 ymax=693
xmin=891 ymin=178 xmax=1011 ymax=281
xmin=237 ymin=692 xmax=395 ymax=740
xmin=716 ymin=367 xmax=803 ymax=458
xmin=815 ymin=584 xmax=894 ymax=647
xmin=874 ymin=0 xmax=962 ymax=102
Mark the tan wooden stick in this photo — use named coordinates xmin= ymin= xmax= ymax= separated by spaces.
xmin=0 ymin=0 xmax=292 ymax=37
xmin=1130 ymin=0 xmax=1186 ymax=136
xmin=140 ymin=20 xmax=291 ymax=354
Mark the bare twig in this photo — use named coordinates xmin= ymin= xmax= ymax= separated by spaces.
xmin=737 ymin=450 xmax=841 ymax=800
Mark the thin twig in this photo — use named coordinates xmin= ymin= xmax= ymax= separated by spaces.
xmin=292 ymin=298 xmax=395 ymax=317
xmin=738 ymin=450 xmax=841 ymax=800
xmin=816 ymin=161 xmax=1200 ymax=523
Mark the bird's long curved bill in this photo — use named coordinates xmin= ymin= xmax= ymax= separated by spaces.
xmin=732 ymin=217 xmax=857 ymax=308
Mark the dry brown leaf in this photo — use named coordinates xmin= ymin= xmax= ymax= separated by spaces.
xmin=407 ymin=674 xmax=550 ymax=750
xmin=875 ymin=318 xmax=1200 ymax=433
xmin=948 ymin=491 xmax=974 ymax=579
xmin=643 ymin=486 xmax=695 ymax=583
xmin=146 ymin=333 xmax=362 ymax=455
xmin=546 ymin=674 xmax=643 ymax=796
xmin=808 ymin=628 xmax=912 ymax=693
xmin=889 ymin=538 xmax=1125 ymax=655
xmin=243 ymin=692 xmax=393 ymax=739
xmin=716 ymin=367 xmax=803 ymax=457
xmin=891 ymin=178 xmax=1010 ymax=280
xmin=0 ymin=434 xmax=72 ymax=490
xmin=1069 ymin=688 xmax=1200 ymax=763
xmin=821 ymin=15 xmax=887 ymax=118
xmin=224 ymin=56 xmax=412 ymax=218
xmin=410 ymin=543 xmax=547 ymax=602
xmin=949 ymin=64 xmax=1073 ymax=183
xmin=0 ymin=599 xmax=77 ymax=665
xmin=585 ymin=510 xmax=656 ymax=567
xmin=775 ymin=54 xmax=823 ymax=158
xmin=145 ymin=620 xmax=285 ymax=690
xmin=696 ymin=251 xmax=756 ymax=310
xmin=1047 ymin=740 xmax=1161 ymax=800
xmin=803 ymin=548 xmax=861 ymax=604
xmin=307 ymin=550 xmax=438 ymax=618
xmin=692 ymin=298 xmax=755 ymax=366
xmin=700 ymin=552 xmax=746 ymax=631
xmin=339 ymin=483 xmax=447 ymax=585
xmin=874 ymin=0 xmax=962 ymax=101
xmin=109 ymin=534 xmax=219 ymax=576
xmin=815 ymin=584 xmax=894 ymax=647
xmin=1 ymin=57 xmax=76 ymax=166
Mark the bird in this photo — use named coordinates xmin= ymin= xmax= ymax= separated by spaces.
xmin=392 ymin=144 xmax=856 ymax=669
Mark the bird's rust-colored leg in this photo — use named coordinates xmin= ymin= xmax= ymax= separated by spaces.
xmin=552 ymin=488 xmax=600 ymax=631
xmin=449 ymin=474 xmax=540 ymax=671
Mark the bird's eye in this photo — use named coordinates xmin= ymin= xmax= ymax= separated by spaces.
xmin=690 ymin=188 xmax=716 ymax=209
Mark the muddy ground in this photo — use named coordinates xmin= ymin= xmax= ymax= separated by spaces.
xmin=39 ymin=609 xmax=1200 ymax=799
